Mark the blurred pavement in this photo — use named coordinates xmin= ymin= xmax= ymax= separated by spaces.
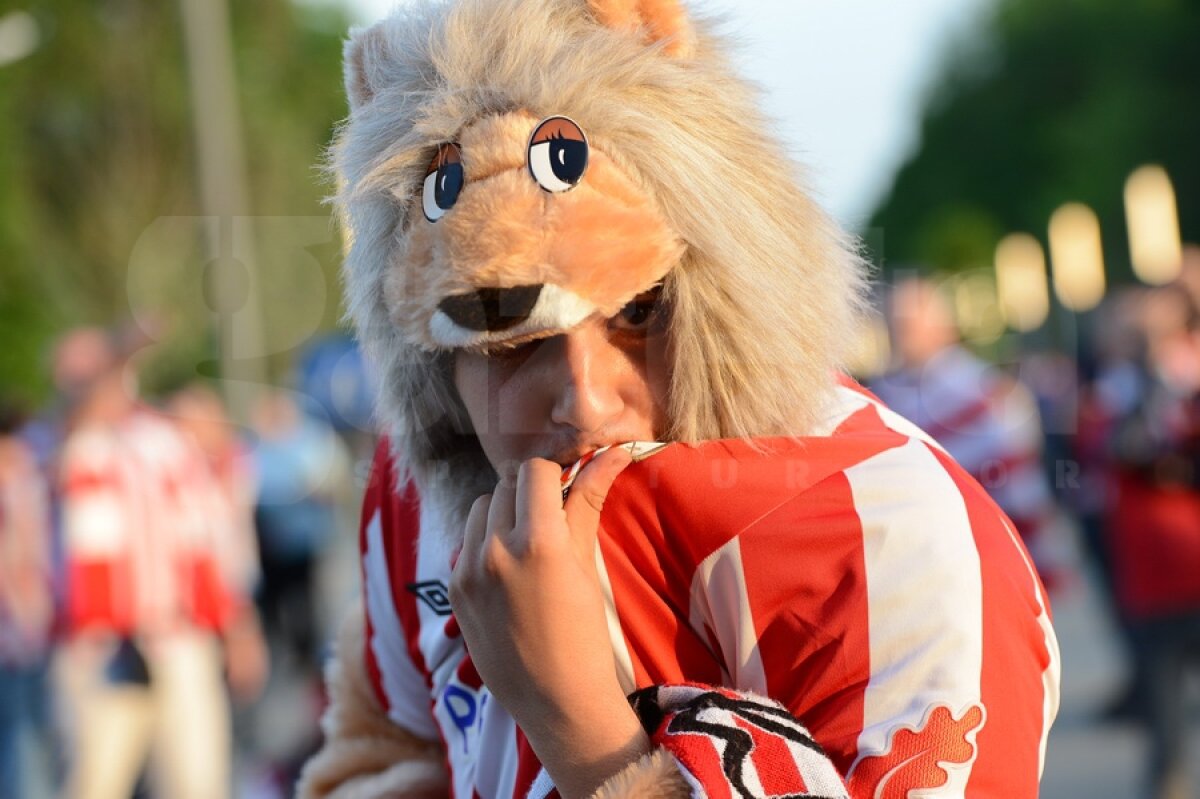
xmin=1041 ymin=522 xmax=1200 ymax=799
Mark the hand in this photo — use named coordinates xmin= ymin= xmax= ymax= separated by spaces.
xmin=223 ymin=608 xmax=269 ymax=705
xmin=449 ymin=447 xmax=650 ymax=798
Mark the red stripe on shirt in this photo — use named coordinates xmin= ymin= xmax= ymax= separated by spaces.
xmin=61 ymin=469 xmax=118 ymax=496
xmin=514 ymin=728 xmax=553 ymax=799
xmin=68 ymin=559 xmax=132 ymax=634
xmin=371 ymin=444 xmax=432 ymax=694
xmin=360 ymin=440 xmax=391 ymax=711
xmin=186 ymin=554 xmax=235 ymax=630
xmin=598 ymin=454 xmax=734 ymax=688
xmin=740 ymin=471 xmax=873 ymax=776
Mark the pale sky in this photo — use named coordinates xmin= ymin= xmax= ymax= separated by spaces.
xmin=325 ymin=0 xmax=993 ymax=229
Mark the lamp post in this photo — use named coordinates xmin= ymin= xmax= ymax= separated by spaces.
xmin=953 ymin=272 xmax=1006 ymax=345
xmin=847 ymin=314 xmax=891 ymax=380
xmin=179 ymin=0 xmax=265 ymax=421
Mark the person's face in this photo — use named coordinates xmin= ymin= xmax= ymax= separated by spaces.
xmin=892 ymin=280 xmax=957 ymax=366
xmin=453 ymin=289 xmax=671 ymax=476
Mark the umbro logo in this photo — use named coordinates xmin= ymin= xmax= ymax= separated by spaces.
xmin=406 ymin=579 xmax=453 ymax=616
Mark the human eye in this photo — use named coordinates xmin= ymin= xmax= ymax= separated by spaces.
xmin=610 ymin=285 xmax=666 ymax=334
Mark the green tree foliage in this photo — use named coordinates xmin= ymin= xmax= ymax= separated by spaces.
xmin=869 ymin=0 xmax=1200 ymax=278
xmin=0 ymin=0 xmax=352 ymax=406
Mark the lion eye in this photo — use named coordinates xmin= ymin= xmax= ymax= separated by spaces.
xmin=527 ymin=116 xmax=589 ymax=193
xmin=422 ymin=143 xmax=464 ymax=223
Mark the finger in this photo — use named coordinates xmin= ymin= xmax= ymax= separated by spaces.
xmin=459 ymin=493 xmax=492 ymax=572
xmin=564 ymin=446 xmax=633 ymax=543
xmin=514 ymin=458 xmax=565 ymax=533
xmin=488 ymin=474 xmax=518 ymax=548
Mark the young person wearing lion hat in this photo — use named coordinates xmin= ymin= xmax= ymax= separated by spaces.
xmin=297 ymin=0 xmax=1061 ymax=796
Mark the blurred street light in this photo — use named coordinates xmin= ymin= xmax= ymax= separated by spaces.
xmin=1125 ymin=164 xmax=1183 ymax=286
xmin=0 ymin=10 xmax=38 ymax=67
xmin=1049 ymin=203 xmax=1106 ymax=312
xmin=995 ymin=233 xmax=1050 ymax=332
xmin=846 ymin=314 xmax=891 ymax=379
xmin=953 ymin=272 xmax=1005 ymax=345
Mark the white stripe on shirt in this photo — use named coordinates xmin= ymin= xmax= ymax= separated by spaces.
xmin=845 ymin=437 xmax=984 ymax=793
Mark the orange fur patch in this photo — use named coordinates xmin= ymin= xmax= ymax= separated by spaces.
xmin=437 ymin=153 xmax=681 ymax=309
xmin=639 ymin=0 xmax=694 ymax=58
xmin=546 ymin=155 xmax=683 ymax=315
xmin=438 ymin=169 xmax=553 ymax=285
xmin=586 ymin=0 xmax=694 ymax=58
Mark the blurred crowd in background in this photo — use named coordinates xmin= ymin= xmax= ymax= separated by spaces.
xmin=0 ymin=328 xmax=372 ymax=799
xmin=2 ymin=0 xmax=1199 ymax=797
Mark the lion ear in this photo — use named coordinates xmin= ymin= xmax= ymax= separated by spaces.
xmin=586 ymin=0 xmax=696 ymax=59
xmin=344 ymin=24 xmax=386 ymax=111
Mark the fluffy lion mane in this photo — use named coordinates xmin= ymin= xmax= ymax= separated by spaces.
xmin=333 ymin=0 xmax=869 ymax=530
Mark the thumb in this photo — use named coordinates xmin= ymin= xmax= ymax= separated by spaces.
xmin=563 ymin=446 xmax=634 ymax=546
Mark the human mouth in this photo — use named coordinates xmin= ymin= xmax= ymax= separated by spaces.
xmin=555 ymin=442 xmax=670 ymax=500
xmin=548 ymin=440 xmax=669 ymax=469
xmin=550 ymin=448 xmax=598 ymax=468
xmin=547 ymin=438 xmax=627 ymax=468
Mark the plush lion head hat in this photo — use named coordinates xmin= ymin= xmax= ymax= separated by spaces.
xmin=335 ymin=0 xmax=868 ymax=523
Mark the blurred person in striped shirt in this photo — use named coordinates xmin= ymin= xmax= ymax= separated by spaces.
xmin=297 ymin=1 xmax=1061 ymax=797
xmin=0 ymin=399 xmax=56 ymax=799
xmin=55 ymin=348 xmax=265 ymax=799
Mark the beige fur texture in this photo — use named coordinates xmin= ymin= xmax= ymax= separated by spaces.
xmin=332 ymin=0 xmax=869 ymax=536
xmin=589 ymin=749 xmax=692 ymax=798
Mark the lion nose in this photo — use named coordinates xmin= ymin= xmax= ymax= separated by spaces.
xmin=437 ymin=285 xmax=544 ymax=333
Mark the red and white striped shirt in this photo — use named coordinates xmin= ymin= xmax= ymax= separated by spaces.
xmin=360 ymin=381 xmax=1060 ymax=797
xmin=60 ymin=410 xmax=252 ymax=637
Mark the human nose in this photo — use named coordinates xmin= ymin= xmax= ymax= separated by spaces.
xmin=547 ymin=327 xmax=625 ymax=434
